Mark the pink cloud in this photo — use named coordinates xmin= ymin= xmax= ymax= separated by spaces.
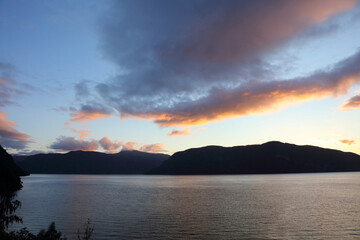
xmin=167 ymin=128 xmax=192 ymax=137
xmin=99 ymin=136 xmax=123 ymax=151
xmin=0 ymin=110 xmax=30 ymax=149
xmin=122 ymin=141 xmax=137 ymax=151
xmin=139 ymin=143 xmax=167 ymax=153
xmin=339 ymin=139 xmax=356 ymax=145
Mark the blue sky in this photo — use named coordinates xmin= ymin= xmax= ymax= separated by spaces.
xmin=1 ymin=0 xmax=360 ymax=155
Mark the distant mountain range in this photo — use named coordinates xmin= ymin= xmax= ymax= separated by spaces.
xmin=149 ymin=141 xmax=360 ymax=174
xmin=17 ymin=150 xmax=169 ymax=174
xmin=11 ymin=141 xmax=360 ymax=175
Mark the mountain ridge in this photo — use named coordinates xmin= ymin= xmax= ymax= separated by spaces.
xmin=149 ymin=141 xmax=360 ymax=174
xmin=18 ymin=150 xmax=169 ymax=174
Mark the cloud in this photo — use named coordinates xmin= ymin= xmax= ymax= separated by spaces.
xmin=341 ymin=92 xmax=360 ymax=111
xmin=0 ymin=62 xmax=17 ymax=78
xmin=68 ymin=103 xmax=115 ymax=122
xmin=0 ymin=62 xmax=36 ymax=108
xmin=122 ymin=49 xmax=360 ymax=127
xmin=0 ymin=77 xmax=23 ymax=107
xmin=91 ymin=0 xmax=359 ymax=127
xmin=167 ymin=128 xmax=192 ymax=137
xmin=75 ymin=80 xmax=90 ymax=99
xmin=120 ymin=141 xmax=167 ymax=153
xmin=50 ymin=136 xmax=99 ymax=151
xmin=0 ymin=111 xmax=31 ymax=149
xmin=339 ymin=139 xmax=356 ymax=145
xmin=71 ymin=128 xmax=91 ymax=140
xmin=50 ymin=135 xmax=167 ymax=153
xmin=0 ymin=77 xmax=15 ymax=107
xmin=99 ymin=136 xmax=123 ymax=151
xmin=139 ymin=143 xmax=167 ymax=153
xmin=121 ymin=141 xmax=137 ymax=151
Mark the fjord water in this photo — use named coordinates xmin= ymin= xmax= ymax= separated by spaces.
xmin=12 ymin=173 xmax=360 ymax=239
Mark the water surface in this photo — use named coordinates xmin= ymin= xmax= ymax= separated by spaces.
xmin=12 ymin=173 xmax=360 ymax=239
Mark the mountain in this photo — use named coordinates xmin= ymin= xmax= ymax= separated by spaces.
xmin=0 ymin=145 xmax=29 ymax=177
xmin=0 ymin=145 xmax=28 ymax=192
xmin=149 ymin=141 xmax=360 ymax=174
xmin=18 ymin=150 xmax=169 ymax=174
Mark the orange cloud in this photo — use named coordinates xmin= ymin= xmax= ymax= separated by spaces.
xmin=341 ymin=93 xmax=360 ymax=111
xmin=68 ymin=104 xmax=114 ymax=123
xmin=0 ymin=110 xmax=30 ymax=149
xmin=167 ymin=128 xmax=192 ymax=137
xmin=139 ymin=143 xmax=167 ymax=153
xmin=71 ymin=128 xmax=91 ymax=140
xmin=69 ymin=111 xmax=113 ymax=122
xmin=339 ymin=139 xmax=356 ymax=145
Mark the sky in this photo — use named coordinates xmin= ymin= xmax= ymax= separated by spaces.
xmin=0 ymin=0 xmax=360 ymax=155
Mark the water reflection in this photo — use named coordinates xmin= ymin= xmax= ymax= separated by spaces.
xmin=11 ymin=173 xmax=360 ymax=239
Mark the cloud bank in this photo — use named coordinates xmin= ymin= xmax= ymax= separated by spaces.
xmin=74 ymin=0 xmax=360 ymax=127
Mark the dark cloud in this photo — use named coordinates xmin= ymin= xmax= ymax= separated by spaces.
xmin=341 ymin=93 xmax=360 ymax=110
xmin=91 ymin=0 xmax=358 ymax=126
xmin=0 ymin=110 xmax=31 ymax=149
xmin=50 ymin=136 xmax=99 ymax=151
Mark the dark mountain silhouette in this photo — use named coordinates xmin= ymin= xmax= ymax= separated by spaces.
xmin=18 ymin=150 xmax=169 ymax=174
xmin=12 ymin=155 xmax=28 ymax=163
xmin=0 ymin=145 xmax=28 ymax=191
xmin=149 ymin=141 xmax=360 ymax=174
xmin=0 ymin=145 xmax=29 ymax=177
